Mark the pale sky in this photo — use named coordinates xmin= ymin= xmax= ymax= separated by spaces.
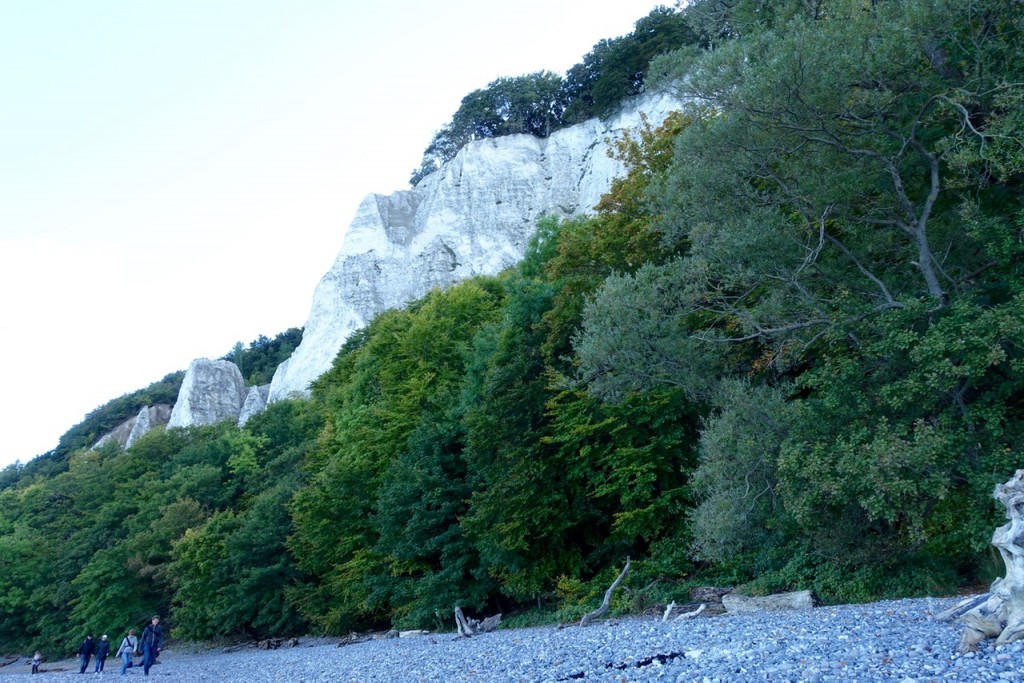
xmin=0 ymin=1 xmax=662 ymax=467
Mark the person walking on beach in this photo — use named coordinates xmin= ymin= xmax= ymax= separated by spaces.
xmin=116 ymin=629 xmax=138 ymax=676
xmin=94 ymin=634 xmax=110 ymax=673
xmin=31 ymin=651 xmax=42 ymax=674
xmin=78 ymin=634 xmax=94 ymax=674
xmin=140 ymin=616 xmax=163 ymax=676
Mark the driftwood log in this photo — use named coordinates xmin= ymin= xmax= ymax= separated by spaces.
xmin=580 ymin=558 xmax=631 ymax=627
xmin=938 ymin=469 xmax=1024 ymax=651
xmin=662 ymin=602 xmax=706 ymax=622
xmin=721 ymin=590 xmax=816 ymax=613
xmin=454 ymin=606 xmax=502 ymax=636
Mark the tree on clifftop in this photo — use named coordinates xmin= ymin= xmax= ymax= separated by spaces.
xmin=411 ymin=71 xmax=566 ymax=185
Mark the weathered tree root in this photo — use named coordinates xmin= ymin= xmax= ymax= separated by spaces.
xmin=256 ymin=637 xmax=299 ymax=650
xmin=580 ymin=558 xmax=631 ymax=627
xmin=454 ymin=606 xmax=502 ymax=637
xmin=938 ymin=469 xmax=1024 ymax=651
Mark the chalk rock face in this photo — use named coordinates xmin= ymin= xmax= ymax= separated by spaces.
xmin=126 ymin=404 xmax=172 ymax=448
xmin=92 ymin=418 xmax=137 ymax=451
xmin=237 ymin=385 xmax=270 ymax=427
xmin=168 ymin=359 xmax=247 ymax=428
xmin=269 ymin=91 xmax=683 ymax=401
xmin=92 ymin=404 xmax=172 ymax=450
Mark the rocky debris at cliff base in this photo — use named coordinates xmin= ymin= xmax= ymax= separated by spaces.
xmin=8 ymin=596 xmax=1024 ymax=682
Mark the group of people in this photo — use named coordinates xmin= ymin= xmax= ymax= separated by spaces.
xmin=73 ymin=616 xmax=163 ymax=676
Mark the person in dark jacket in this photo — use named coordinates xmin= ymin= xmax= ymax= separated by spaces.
xmin=140 ymin=616 xmax=163 ymax=676
xmin=94 ymin=635 xmax=110 ymax=673
xmin=77 ymin=635 xmax=94 ymax=674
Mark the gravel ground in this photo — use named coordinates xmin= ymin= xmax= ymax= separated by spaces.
xmin=4 ymin=596 xmax=1021 ymax=682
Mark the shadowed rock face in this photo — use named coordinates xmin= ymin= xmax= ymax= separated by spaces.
xmin=92 ymin=418 xmax=137 ymax=451
xmin=126 ymin=404 xmax=171 ymax=448
xmin=168 ymin=359 xmax=247 ymax=428
xmin=92 ymin=404 xmax=172 ymax=451
xmin=269 ymin=91 xmax=684 ymax=402
xmin=238 ymin=385 xmax=270 ymax=427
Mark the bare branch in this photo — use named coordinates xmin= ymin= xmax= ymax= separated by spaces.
xmin=824 ymin=234 xmax=900 ymax=307
xmin=580 ymin=558 xmax=632 ymax=627
xmin=691 ymin=317 xmax=831 ymax=344
xmin=662 ymin=601 xmax=676 ymax=623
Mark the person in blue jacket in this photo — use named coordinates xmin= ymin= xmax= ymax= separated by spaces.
xmin=94 ymin=635 xmax=110 ymax=673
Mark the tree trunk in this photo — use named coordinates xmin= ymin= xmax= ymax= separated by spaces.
xmin=938 ymin=469 xmax=1024 ymax=651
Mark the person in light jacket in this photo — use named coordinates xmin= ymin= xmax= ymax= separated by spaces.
xmin=116 ymin=629 xmax=138 ymax=676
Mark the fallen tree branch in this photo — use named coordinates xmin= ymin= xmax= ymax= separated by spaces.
xmin=674 ymin=603 xmax=706 ymax=622
xmin=661 ymin=601 xmax=676 ymax=623
xmin=580 ymin=557 xmax=631 ymax=627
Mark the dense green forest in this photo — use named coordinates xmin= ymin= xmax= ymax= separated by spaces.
xmin=2 ymin=0 xmax=1023 ymax=657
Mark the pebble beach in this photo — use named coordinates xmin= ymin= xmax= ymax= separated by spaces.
xmin=3 ymin=596 xmax=1021 ymax=682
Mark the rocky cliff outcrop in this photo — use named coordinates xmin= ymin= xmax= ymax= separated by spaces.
xmin=127 ymin=404 xmax=172 ymax=448
xmin=92 ymin=417 xmax=137 ymax=451
xmin=238 ymin=385 xmax=270 ymax=427
xmin=268 ymin=91 xmax=683 ymax=401
xmin=92 ymin=404 xmax=172 ymax=451
xmin=168 ymin=359 xmax=248 ymax=428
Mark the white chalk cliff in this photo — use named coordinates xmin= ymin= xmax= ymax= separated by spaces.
xmin=168 ymin=359 xmax=248 ymax=428
xmin=268 ymin=91 xmax=683 ymax=401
